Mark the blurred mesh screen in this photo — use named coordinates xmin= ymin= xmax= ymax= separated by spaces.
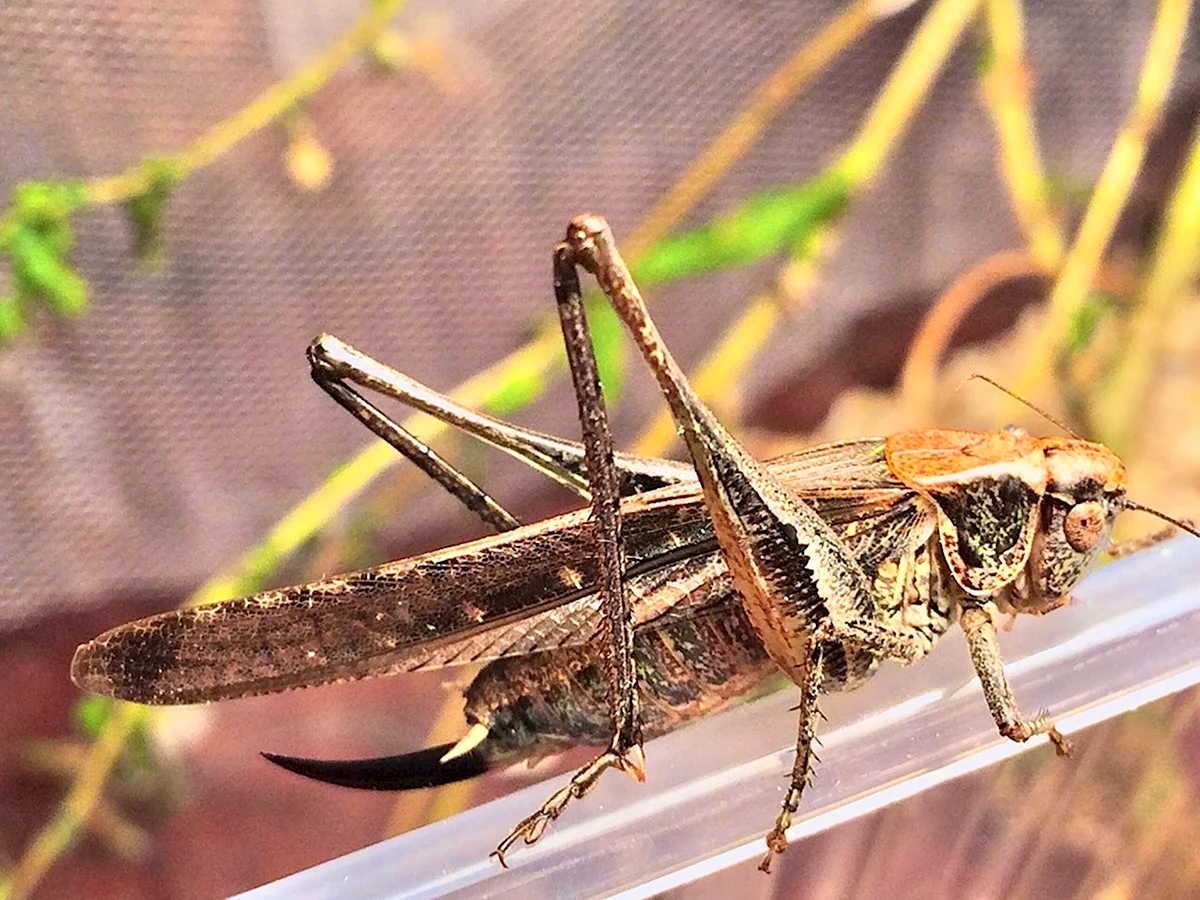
xmin=0 ymin=1 xmax=1192 ymax=627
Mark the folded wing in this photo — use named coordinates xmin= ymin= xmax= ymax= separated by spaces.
xmin=72 ymin=439 xmax=914 ymax=705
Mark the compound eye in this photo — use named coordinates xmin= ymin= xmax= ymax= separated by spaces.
xmin=1063 ymin=500 xmax=1107 ymax=552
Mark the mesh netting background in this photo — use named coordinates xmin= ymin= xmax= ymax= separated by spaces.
xmin=0 ymin=0 xmax=1192 ymax=628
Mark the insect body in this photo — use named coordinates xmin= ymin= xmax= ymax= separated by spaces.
xmin=71 ymin=216 xmax=1194 ymax=872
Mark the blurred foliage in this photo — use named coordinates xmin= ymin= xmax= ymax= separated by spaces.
xmin=0 ymin=0 xmax=412 ymax=344
xmin=1061 ymin=291 xmax=1122 ymax=359
xmin=633 ymin=172 xmax=852 ymax=286
xmin=0 ymin=181 xmax=87 ymax=338
xmin=123 ymin=159 xmax=183 ymax=268
xmin=73 ymin=696 xmax=118 ymax=740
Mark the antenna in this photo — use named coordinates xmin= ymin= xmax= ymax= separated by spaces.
xmin=1124 ymin=502 xmax=1200 ymax=541
xmin=965 ymin=374 xmax=1084 ymax=440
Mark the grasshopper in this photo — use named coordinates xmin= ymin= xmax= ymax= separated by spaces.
xmin=72 ymin=215 xmax=1197 ymax=872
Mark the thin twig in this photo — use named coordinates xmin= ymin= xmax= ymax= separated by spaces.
xmin=7 ymin=703 xmax=147 ymax=900
xmin=979 ymin=0 xmax=1065 ymax=269
xmin=85 ymin=0 xmax=410 ymax=205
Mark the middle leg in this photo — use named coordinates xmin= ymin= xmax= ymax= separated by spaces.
xmin=760 ymin=643 xmax=825 ymax=873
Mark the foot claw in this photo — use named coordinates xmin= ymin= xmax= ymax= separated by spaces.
xmin=525 ymin=816 xmax=549 ymax=844
xmin=1048 ymin=727 xmax=1073 ymax=757
xmin=759 ymin=827 xmax=789 ymax=873
xmin=619 ymin=744 xmax=646 ymax=782
xmin=492 ymin=747 xmax=631 ymax=864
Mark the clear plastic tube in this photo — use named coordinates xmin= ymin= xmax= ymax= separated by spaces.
xmin=237 ymin=538 xmax=1200 ymax=900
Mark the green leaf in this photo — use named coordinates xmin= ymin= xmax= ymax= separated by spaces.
xmin=631 ymin=169 xmax=852 ymax=286
xmin=0 ymin=296 xmax=24 ymax=340
xmin=124 ymin=158 xmax=183 ymax=267
xmin=74 ymin=695 xmax=116 ymax=737
xmin=1062 ymin=291 xmax=1120 ymax=357
xmin=974 ymin=32 xmax=996 ymax=78
xmin=585 ymin=294 xmax=626 ymax=403
xmin=483 ymin=365 xmax=547 ymax=416
xmin=13 ymin=180 xmax=86 ymax=222
xmin=8 ymin=225 xmax=88 ymax=316
xmin=1 ymin=179 xmax=88 ymax=337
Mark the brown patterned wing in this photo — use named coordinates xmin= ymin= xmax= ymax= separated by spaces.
xmin=72 ymin=438 xmax=917 ymax=705
xmin=71 ymin=482 xmax=712 ymax=705
xmin=417 ymin=439 xmax=917 ymax=665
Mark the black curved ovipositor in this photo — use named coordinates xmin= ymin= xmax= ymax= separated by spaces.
xmin=261 ymin=742 xmax=492 ymax=791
